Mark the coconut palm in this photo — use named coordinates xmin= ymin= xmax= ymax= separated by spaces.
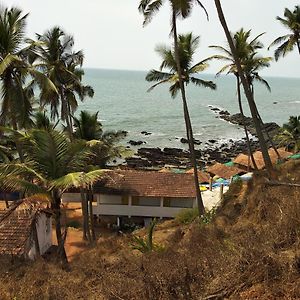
xmin=0 ymin=129 xmax=107 ymax=265
xmin=213 ymin=0 xmax=273 ymax=173
xmin=0 ymin=7 xmax=56 ymax=130
xmin=269 ymin=5 xmax=300 ymax=60
xmin=73 ymin=110 xmax=128 ymax=168
xmin=209 ymin=29 xmax=264 ymax=169
xmin=146 ymin=33 xmax=216 ymax=96
xmin=139 ymin=0 xmax=209 ymax=215
xmin=30 ymin=27 xmax=94 ymax=138
xmin=276 ymin=116 xmax=300 ymax=152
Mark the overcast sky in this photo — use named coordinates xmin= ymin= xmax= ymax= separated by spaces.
xmin=4 ymin=0 xmax=300 ymax=77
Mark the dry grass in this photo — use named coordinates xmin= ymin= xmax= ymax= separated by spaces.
xmin=0 ymin=160 xmax=300 ymax=299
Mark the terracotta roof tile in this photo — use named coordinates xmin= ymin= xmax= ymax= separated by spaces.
xmin=207 ymin=163 xmax=245 ymax=179
xmin=0 ymin=199 xmax=49 ymax=256
xmin=94 ymin=170 xmax=197 ymax=198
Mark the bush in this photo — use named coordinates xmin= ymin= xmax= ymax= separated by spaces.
xmin=66 ymin=220 xmax=81 ymax=229
xmin=176 ymin=208 xmax=199 ymax=224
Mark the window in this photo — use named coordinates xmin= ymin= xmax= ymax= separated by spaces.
xmin=163 ymin=197 xmax=194 ymax=208
xmin=132 ymin=196 xmax=160 ymax=207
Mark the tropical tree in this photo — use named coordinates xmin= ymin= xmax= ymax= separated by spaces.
xmin=139 ymin=0 xmax=209 ymax=216
xmin=276 ymin=116 xmax=300 ymax=152
xmin=146 ymin=33 xmax=216 ymax=96
xmin=73 ymin=110 xmax=128 ymax=168
xmin=213 ymin=0 xmax=273 ymax=173
xmin=209 ymin=29 xmax=273 ymax=169
xmin=269 ymin=5 xmax=300 ymax=60
xmin=0 ymin=6 xmax=56 ymax=131
xmin=30 ymin=27 xmax=94 ymax=138
xmin=0 ymin=129 xmax=107 ymax=265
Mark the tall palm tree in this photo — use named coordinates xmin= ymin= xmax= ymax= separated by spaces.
xmin=146 ymin=33 xmax=216 ymax=95
xmin=0 ymin=129 xmax=106 ymax=265
xmin=269 ymin=5 xmax=300 ymax=60
xmin=213 ymin=0 xmax=273 ymax=174
xmin=0 ymin=7 xmax=56 ymax=130
xmin=139 ymin=0 xmax=209 ymax=216
xmin=209 ymin=29 xmax=273 ymax=169
xmin=30 ymin=27 xmax=94 ymax=139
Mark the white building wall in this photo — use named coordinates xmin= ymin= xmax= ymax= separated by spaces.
xmin=36 ymin=213 xmax=52 ymax=255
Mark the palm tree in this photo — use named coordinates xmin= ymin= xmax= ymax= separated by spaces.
xmin=0 ymin=7 xmax=56 ymax=131
xmin=30 ymin=27 xmax=94 ymax=139
xmin=146 ymin=33 xmax=216 ymax=95
xmin=73 ymin=110 xmax=128 ymax=168
xmin=213 ymin=0 xmax=273 ymax=174
xmin=269 ymin=5 xmax=300 ymax=60
xmin=139 ymin=0 xmax=209 ymax=216
xmin=276 ymin=116 xmax=300 ymax=152
xmin=0 ymin=129 xmax=106 ymax=265
xmin=209 ymin=29 xmax=264 ymax=169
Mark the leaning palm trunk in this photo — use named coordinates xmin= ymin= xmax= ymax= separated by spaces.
xmin=236 ymin=75 xmax=258 ymax=170
xmin=250 ymin=89 xmax=281 ymax=159
xmin=171 ymin=9 xmax=205 ymax=216
xmin=214 ymin=0 xmax=273 ymax=174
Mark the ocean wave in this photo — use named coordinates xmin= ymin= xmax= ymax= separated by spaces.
xmin=288 ymin=100 xmax=300 ymax=104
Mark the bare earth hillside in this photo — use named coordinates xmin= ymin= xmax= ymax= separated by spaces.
xmin=0 ymin=160 xmax=300 ymax=299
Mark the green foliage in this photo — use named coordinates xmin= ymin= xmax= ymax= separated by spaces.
xmin=176 ymin=207 xmax=199 ymax=224
xmin=200 ymin=207 xmax=217 ymax=225
xmin=131 ymin=219 xmax=164 ymax=253
xmin=145 ymin=32 xmax=216 ymax=98
xmin=74 ymin=110 xmax=129 ymax=167
xmin=176 ymin=206 xmax=217 ymax=225
xmin=66 ymin=220 xmax=81 ymax=229
xmin=276 ymin=116 xmax=300 ymax=153
xmin=269 ymin=5 xmax=300 ymax=60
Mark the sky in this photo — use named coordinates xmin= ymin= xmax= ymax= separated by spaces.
xmin=3 ymin=0 xmax=300 ymax=78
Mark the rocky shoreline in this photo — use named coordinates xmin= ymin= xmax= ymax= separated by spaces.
xmin=123 ymin=107 xmax=281 ymax=170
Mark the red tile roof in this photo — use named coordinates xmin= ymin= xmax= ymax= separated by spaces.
xmin=94 ymin=170 xmax=197 ymax=198
xmin=207 ymin=163 xmax=245 ymax=179
xmin=234 ymin=148 xmax=293 ymax=170
xmin=0 ymin=198 xmax=49 ymax=257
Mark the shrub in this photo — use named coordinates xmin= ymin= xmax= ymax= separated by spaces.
xmin=66 ymin=220 xmax=81 ymax=229
xmin=176 ymin=208 xmax=199 ymax=224
xmin=131 ymin=219 xmax=164 ymax=253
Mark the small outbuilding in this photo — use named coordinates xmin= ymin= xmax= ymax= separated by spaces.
xmin=0 ymin=198 xmax=52 ymax=260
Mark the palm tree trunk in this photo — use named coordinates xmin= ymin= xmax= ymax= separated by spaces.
xmin=60 ymin=89 xmax=73 ymax=141
xmin=88 ymin=189 xmax=96 ymax=242
xmin=214 ymin=0 xmax=273 ymax=174
xmin=171 ymin=8 xmax=205 ymax=216
xmin=297 ymin=39 xmax=300 ymax=55
xmin=80 ymin=188 xmax=88 ymax=240
xmin=52 ymin=189 xmax=68 ymax=266
xmin=251 ymin=87 xmax=281 ymax=159
xmin=236 ymin=75 xmax=258 ymax=170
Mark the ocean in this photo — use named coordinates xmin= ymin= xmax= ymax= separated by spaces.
xmin=79 ymin=68 xmax=300 ymax=150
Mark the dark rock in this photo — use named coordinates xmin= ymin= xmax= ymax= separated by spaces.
xmin=219 ymin=110 xmax=230 ymax=115
xmin=180 ymin=137 xmax=201 ymax=145
xmin=208 ymin=139 xmax=217 ymax=144
xmin=141 ymin=131 xmax=152 ymax=135
xmin=128 ymin=140 xmax=145 ymax=146
xmin=211 ymin=107 xmax=220 ymax=112
xmin=180 ymin=137 xmax=189 ymax=144
xmin=273 ymin=102 xmax=278 ymax=104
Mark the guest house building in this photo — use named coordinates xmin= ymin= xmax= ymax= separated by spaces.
xmin=63 ymin=170 xmax=199 ymax=223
